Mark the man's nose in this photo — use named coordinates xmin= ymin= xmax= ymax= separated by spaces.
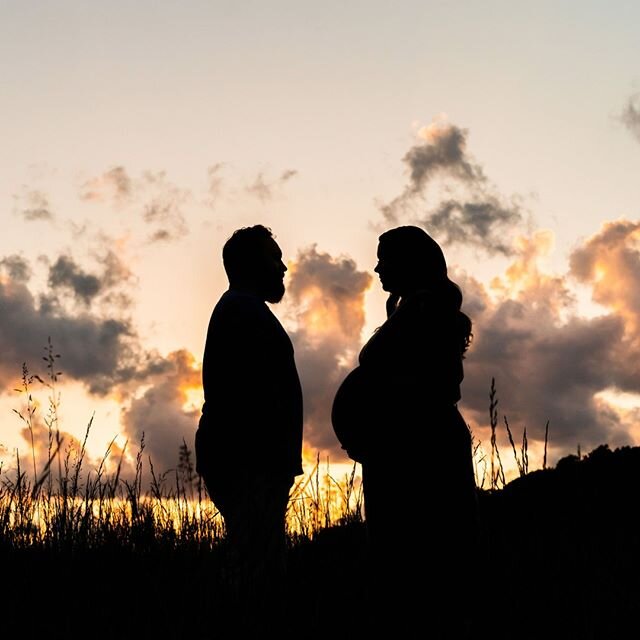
xmin=281 ymin=261 xmax=287 ymax=273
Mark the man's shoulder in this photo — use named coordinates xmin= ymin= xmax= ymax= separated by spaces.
xmin=209 ymin=290 xmax=279 ymax=337
xmin=213 ymin=289 xmax=265 ymax=316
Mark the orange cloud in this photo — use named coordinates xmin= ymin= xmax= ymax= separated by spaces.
xmin=490 ymin=230 xmax=574 ymax=321
xmin=120 ymin=349 xmax=202 ymax=474
xmin=457 ymin=220 xmax=640 ymax=468
xmin=417 ymin=114 xmax=452 ymax=143
xmin=570 ymin=219 xmax=640 ymax=339
xmin=286 ymin=247 xmax=372 ymax=458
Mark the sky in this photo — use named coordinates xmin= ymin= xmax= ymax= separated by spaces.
xmin=1 ymin=0 xmax=639 ymax=483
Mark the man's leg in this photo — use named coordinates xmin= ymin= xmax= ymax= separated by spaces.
xmin=201 ymin=471 xmax=291 ymax=603
xmin=246 ymin=474 xmax=291 ymax=578
xmin=236 ymin=474 xmax=292 ymax=631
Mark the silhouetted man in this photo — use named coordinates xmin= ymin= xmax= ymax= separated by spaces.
xmin=195 ymin=225 xmax=303 ymax=604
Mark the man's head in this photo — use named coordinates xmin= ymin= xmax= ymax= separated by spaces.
xmin=222 ymin=225 xmax=287 ymax=303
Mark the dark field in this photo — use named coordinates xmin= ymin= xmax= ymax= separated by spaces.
xmin=2 ymin=444 xmax=639 ymax=639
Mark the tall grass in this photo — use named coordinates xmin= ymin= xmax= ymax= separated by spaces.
xmin=1 ymin=361 xmax=363 ymax=553
xmin=2 ymin=351 xmax=549 ymax=554
xmin=478 ymin=376 xmax=550 ymax=490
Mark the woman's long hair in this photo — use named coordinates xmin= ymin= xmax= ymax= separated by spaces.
xmin=378 ymin=226 xmax=473 ymax=354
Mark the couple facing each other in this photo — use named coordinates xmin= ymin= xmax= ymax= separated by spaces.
xmin=194 ymin=223 xmax=477 ymax=582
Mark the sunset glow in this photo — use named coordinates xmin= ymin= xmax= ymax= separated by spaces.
xmin=3 ymin=7 xmax=640 ymax=638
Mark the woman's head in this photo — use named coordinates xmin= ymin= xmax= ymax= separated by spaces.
xmin=376 ymin=225 xmax=472 ymax=352
xmin=375 ymin=226 xmax=448 ymax=296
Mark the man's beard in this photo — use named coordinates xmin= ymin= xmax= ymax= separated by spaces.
xmin=264 ymin=278 xmax=285 ymax=303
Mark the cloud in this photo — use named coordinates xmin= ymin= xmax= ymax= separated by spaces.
xmin=569 ymin=219 xmax=640 ymax=341
xmin=427 ymin=196 xmax=524 ymax=255
xmin=380 ymin=118 xmax=523 ymax=255
xmin=14 ymin=188 xmax=54 ymax=222
xmin=0 ymin=255 xmax=31 ymax=282
xmin=286 ymin=246 xmax=372 ymax=457
xmin=408 ymin=122 xmax=484 ymax=189
xmin=120 ymin=349 xmax=201 ymax=474
xmin=567 ymin=219 xmax=640 ymax=396
xmin=48 ymin=256 xmax=102 ymax=305
xmin=46 ymin=250 xmax=132 ymax=307
xmin=142 ymin=194 xmax=188 ymax=242
xmin=140 ymin=171 xmax=191 ymax=243
xmin=205 ymin=163 xmax=224 ymax=207
xmin=80 ymin=166 xmax=132 ymax=202
xmin=246 ymin=174 xmax=272 ymax=202
xmin=246 ymin=169 xmax=298 ymax=202
xmin=457 ymin=223 xmax=640 ymax=460
xmin=380 ymin=121 xmax=482 ymax=223
xmin=80 ymin=167 xmax=190 ymax=242
xmin=462 ymin=298 xmax=626 ymax=452
xmin=0 ymin=254 xmax=163 ymax=396
xmin=620 ymin=94 xmax=640 ymax=143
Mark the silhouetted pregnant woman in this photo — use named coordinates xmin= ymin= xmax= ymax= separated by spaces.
xmin=332 ymin=225 xmax=478 ymax=634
